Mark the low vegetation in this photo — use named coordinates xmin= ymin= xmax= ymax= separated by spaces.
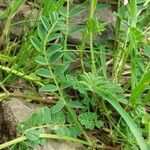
xmin=0 ymin=0 xmax=150 ymax=150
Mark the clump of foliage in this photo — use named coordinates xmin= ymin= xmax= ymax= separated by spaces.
xmin=0 ymin=0 xmax=150 ymax=150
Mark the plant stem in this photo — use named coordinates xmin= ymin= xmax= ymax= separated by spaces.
xmin=64 ymin=0 xmax=69 ymax=51
xmin=90 ymin=32 xmax=96 ymax=73
xmin=0 ymin=136 xmax=26 ymax=150
xmin=0 ymin=134 xmax=98 ymax=150
xmin=79 ymin=32 xmax=87 ymax=72
xmin=89 ymin=0 xmax=97 ymax=73
xmin=47 ymin=65 xmax=91 ymax=143
xmin=112 ymin=0 xmax=121 ymax=79
xmin=0 ymin=91 xmax=56 ymax=104
xmin=42 ymin=23 xmax=91 ymax=143
xmin=114 ymin=0 xmax=121 ymax=50
xmin=0 ymin=65 xmax=43 ymax=86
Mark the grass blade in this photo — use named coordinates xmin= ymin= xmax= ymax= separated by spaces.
xmin=96 ymin=90 xmax=148 ymax=150
xmin=130 ymin=63 xmax=150 ymax=107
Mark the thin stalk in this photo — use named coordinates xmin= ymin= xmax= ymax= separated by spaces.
xmin=112 ymin=28 xmax=130 ymax=83
xmin=0 ymin=92 xmax=56 ymax=104
xmin=0 ymin=136 xmax=26 ymax=150
xmin=90 ymin=32 xmax=96 ymax=72
xmin=0 ymin=54 xmax=15 ymax=62
xmin=1 ymin=0 xmax=27 ymax=55
xmin=89 ymin=0 xmax=97 ymax=73
xmin=44 ymin=50 xmax=91 ymax=144
xmin=112 ymin=0 xmax=121 ymax=79
xmin=79 ymin=32 xmax=87 ymax=72
xmin=1 ymin=15 xmax=12 ymax=45
xmin=116 ymin=29 xmax=130 ymax=82
xmin=113 ymin=0 xmax=138 ymax=83
xmin=0 ymin=134 xmax=97 ymax=150
xmin=42 ymin=23 xmax=91 ymax=144
xmin=113 ymin=0 xmax=121 ymax=50
xmin=0 ymin=65 xmax=43 ymax=86
xmin=64 ymin=0 xmax=70 ymax=51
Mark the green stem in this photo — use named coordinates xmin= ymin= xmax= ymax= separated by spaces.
xmin=64 ymin=0 xmax=69 ymax=51
xmin=113 ymin=0 xmax=121 ymax=50
xmin=0 ymin=92 xmax=56 ymax=104
xmin=40 ymin=134 xmax=93 ymax=146
xmin=90 ymin=32 xmax=96 ymax=73
xmin=0 ymin=136 xmax=26 ymax=150
xmin=47 ymin=63 xmax=91 ymax=143
xmin=42 ymin=22 xmax=91 ymax=143
xmin=0 ymin=65 xmax=43 ymax=86
xmin=112 ymin=0 xmax=121 ymax=79
xmin=0 ymin=134 xmax=97 ymax=150
xmin=89 ymin=0 xmax=97 ymax=73
xmin=113 ymin=27 xmax=130 ymax=83
xmin=79 ymin=32 xmax=87 ymax=72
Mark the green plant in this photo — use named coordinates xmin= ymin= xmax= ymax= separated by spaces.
xmin=0 ymin=0 xmax=149 ymax=150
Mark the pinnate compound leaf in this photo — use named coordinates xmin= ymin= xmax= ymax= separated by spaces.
xmin=30 ymin=37 xmax=42 ymax=52
xmin=51 ymin=101 xmax=65 ymax=114
xmin=36 ymin=109 xmax=46 ymax=125
xmin=17 ymin=122 xmax=30 ymax=133
xmin=42 ymin=107 xmax=52 ymax=123
xmin=64 ymin=51 xmax=76 ymax=61
xmin=68 ymin=101 xmax=84 ymax=109
xmin=41 ymin=16 xmax=50 ymax=31
xmin=38 ymin=23 xmax=47 ymax=40
xmin=10 ymin=142 xmax=29 ymax=150
xmin=95 ymin=120 xmax=104 ymax=128
xmin=78 ymin=112 xmax=100 ymax=130
xmin=51 ymin=111 xmax=66 ymax=124
xmin=49 ymin=11 xmax=59 ymax=24
xmin=35 ymin=56 xmax=48 ymax=65
xmin=47 ymin=33 xmax=62 ymax=42
xmin=27 ymin=107 xmax=52 ymax=126
xmin=78 ymin=112 xmax=94 ymax=129
xmin=69 ymin=5 xmax=85 ymax=17
xmin=86 ymin=18 xmax=105 ymax=33
xmin=49 ymin=12 xmax=65 ymax=32
xmin=39 ymin=84 xmax=58 ymax=92
xmin=48 ymin=44 xmax=63 ymax=51
xmin=26 ymin=130 xmax=39 ymax=141
xmin=49 ymin=51 xmax=63 ymax=64
xmin=38 ymin=128 xmax=46 ymax=145
xmin=56 ymin=0 xmax=66 ymax=10
xmin=67 ymin=113 xmax=74 ymax=124
xmin=28 ymin=112 xmax=38 ymax=126
xmin=55 ymin=127 xmax=70 ymax=136
xmin=26 ymin=140 xmax=39 ymax=148
xmin=54 ymin=62 xmax=69 ymax=76
xmin=38 ymin=138 xmax=46 ymax=146
xmin=47 ymin=44 xmax=63 ymax=64
xmin=96 ymin=3 xmax=110 ymax=10
xmin=69 ymin=126 xmax=82 ymax=138
xmin=78 ymin=72 xmax=148 ymax=150
xmin=68 ymin=25 xmax=85 ymax=36
xmin=36 ymin=68 xmax=52 ymax=78
xmin=51 ymin=22 xmax=65 ymax=32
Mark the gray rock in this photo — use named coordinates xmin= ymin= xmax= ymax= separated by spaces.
xmin=0 ymin=99 xmax=85 ymax=150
